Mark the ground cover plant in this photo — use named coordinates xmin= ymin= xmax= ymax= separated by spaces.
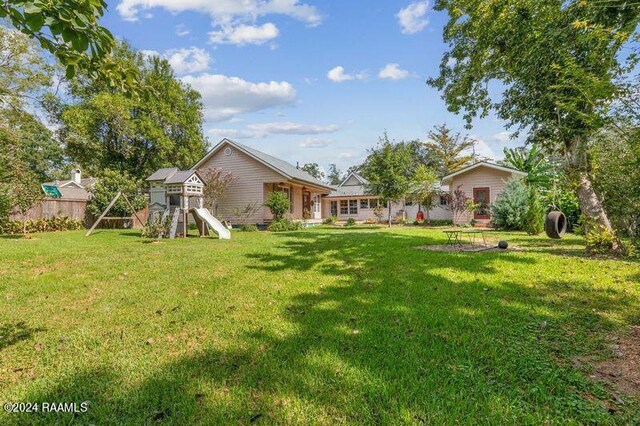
xmin=1 ymin=227 xmax=639 ymax=424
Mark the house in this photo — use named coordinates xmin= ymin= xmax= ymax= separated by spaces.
xmin=42 ymin=169 xmax=96 ymax=201
xmin=441 ymin=161 xmax=527 ymax=225
xmin=322 ymin=171 xmax=451 ymax=222
xmin=192 ymin=139 xmax=335 ymax=224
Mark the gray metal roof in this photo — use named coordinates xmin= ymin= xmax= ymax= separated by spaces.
xmin=232 ymin=141 xmax=333 ymax=189
xmin=146 ymin=168 xmax=178 ymax=181
xmin=327 ymin=185 xmax=371 ymax=198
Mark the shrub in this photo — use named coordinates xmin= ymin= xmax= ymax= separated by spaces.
xmin=428 ymin=219 xmax=453 ymax=227
xmin=0 ymin=216 xmax=83 ymax=235
xmin=323 ymin=215 xmax=338 ymax=225
xmin=491 ymin=178 xmax=528 ymax=230
xmin=263 ymin=191 xmax=290 ymax=221
xmin=523 ymin=188 xmax=545 ymax=235
xmin=345 ymin=218 xmax=356 ymax=227
xmin=240 ymin=224 xmax=258 ymax=232
xmin=365 ymin=217 xmax=377 ymax=224
xmin=268 ymin=218 xmax=302 ymax=232
xmin=585 ymin=225 xmax=617 ymax=255
xmin=141 ymin=215 xmax=171 ymax=238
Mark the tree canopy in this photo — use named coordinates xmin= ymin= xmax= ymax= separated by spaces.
xmin=425 ymin=124 xmax=475 ymax=175
xmin=49 ymin=42 xmax=207 ymax=180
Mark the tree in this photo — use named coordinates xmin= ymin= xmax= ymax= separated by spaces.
xmin=86 ymin=169 xmax=146 ymax=219
xmin=425 ymin=124 xmax=475 ymax=175
xmin=7 ymin=153 xmax=42 ymax=234
xmin=502 ymin=144 xmax=553 ymax=188
xmin=0 ymin=0 xmax=138 ymax=90
xmin=410 ymin=164 xmax=440 ymax=223
xmin=448 ymin=185 xmax=478 ymax=225
xmin=263 ymin=191 xmax=290 ymax=221
xmin=202 ymin=168 xmax=236 ymax=216
xmin=430 ymin=0 xmax=640 ymax=250
xmin=491 ymin=178 xmax=529 ymax=231
xmin=360 ymin=133 xmax=413 ymax=226
xmin=50 ymin=42 xmax=207 ymax=180
xmin=327 ymin=164 xmax=342 ymax=185
xmin=301 ymin=163 xmax=324 ymax=181
xmin=523 ymin=188 xmax=545 ymax=235
xmin=590 ymin=127 xmax=640 ymax=249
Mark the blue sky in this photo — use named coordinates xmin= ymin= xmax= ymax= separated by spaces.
xmin=102 ymin=0 xmax=523 ymax=172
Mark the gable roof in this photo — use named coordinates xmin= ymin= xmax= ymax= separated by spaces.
xmin=340 ymin=171 xmax=368 ymax=187
xmin=192 ymin=139 xmax=334 ymax=191
xmin=146 ymin=168 xmax=179 ymax=181
xmin=441 ymin=161 xmax=527 ymax=182
xmin=164 ymin=170 xmax=203 ymax=184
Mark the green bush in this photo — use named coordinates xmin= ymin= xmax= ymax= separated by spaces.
xmin=345 ymin=218 xmax=356 ymax=227
xmin=323 ymin=215 xmax=338 ymax=225
xmin=585 ymin=225 xmax=617 ymax=255
xmin=263 ymin=191 xmax=290 ymax=221
xmin=523 ymin=188 xmax=545 ymax=235
xmin=0 ymin=216 xmax=83 ymax=235
xmin=268 ymin=218 xmax=302 ymax=232
xmin=491 ymin=178 xmax=529 ymax=230
xmin=428 ymin=219 xmax=453 ymax=227
xmin=240 ymin=224 xmax=258 ymax=232
xmin=141 ymin=215 xmax=171 ymax=238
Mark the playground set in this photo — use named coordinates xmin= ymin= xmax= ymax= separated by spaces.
xmin=86 ymin=167 xmax=230 ymax=239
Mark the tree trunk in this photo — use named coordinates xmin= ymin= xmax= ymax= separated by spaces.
xmin=576 ymin=172 xmax=620 ymax=249
xmin=388 ymin=204 xmax=392 ymax=227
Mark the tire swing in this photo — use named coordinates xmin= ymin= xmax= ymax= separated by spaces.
xmin=545 ymin=211 xmax=567 ymax=239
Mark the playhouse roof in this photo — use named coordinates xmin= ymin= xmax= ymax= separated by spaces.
xmin=146 ymin=168 xmax=179 ymax=181
xmin=146 ymin=168 xmax=204 ymax=185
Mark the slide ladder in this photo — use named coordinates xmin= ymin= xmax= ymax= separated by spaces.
xmin=191 ymin=208 xmax=231 ymax=240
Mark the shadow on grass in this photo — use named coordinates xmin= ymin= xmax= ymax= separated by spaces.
xmin=16 ymin=229 xmax=639 ymax=424
xmin=0 ymin=322 xmax=45 ymax=351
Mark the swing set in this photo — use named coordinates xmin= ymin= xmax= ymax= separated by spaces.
xmin=85 ymin=191 xmax=145 ymax=237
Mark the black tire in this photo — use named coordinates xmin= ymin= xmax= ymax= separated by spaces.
xmin=545 ymin=211 xmax=567 ymax=239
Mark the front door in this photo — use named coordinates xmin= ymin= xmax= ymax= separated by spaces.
xmin=302 ymin=191 xmax=311 ymax=218
xmin=473 ymin=187 xmax=490 ymax=219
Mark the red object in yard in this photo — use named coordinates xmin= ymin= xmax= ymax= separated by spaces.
xmin=416 ymin=210 xmax=424 ymax=221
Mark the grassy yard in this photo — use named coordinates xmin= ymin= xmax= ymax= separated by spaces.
xmin=1 ymin=227 xmax=639 ymax=424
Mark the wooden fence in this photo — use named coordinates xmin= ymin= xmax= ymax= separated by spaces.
xmin=9 ymin=198 xmax=148 ymax=228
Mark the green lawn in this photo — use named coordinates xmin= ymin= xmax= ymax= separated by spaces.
xmin=1 ymin=227 xmax=639 ymax=424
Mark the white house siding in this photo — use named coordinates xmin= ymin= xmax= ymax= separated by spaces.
xmin=448 ymin=167 xmax=515 ymax=224
xmin=196 ymin=142 xmax=285 ymax=224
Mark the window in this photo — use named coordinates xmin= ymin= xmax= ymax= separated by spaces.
xmin=439 ymin=196 xmax=449 ymax=206
xmin=349 ymin=200 xmax=358 ymax=214
xmin=330 ymin=201 xmax=338 ymax=216
xmin=278 ymin=186 xmax=293 ymax=213
xmin=360 ymin=199 xmax=369 ymax=209
xmin=340 ymin=200 xmax=349 ymax=215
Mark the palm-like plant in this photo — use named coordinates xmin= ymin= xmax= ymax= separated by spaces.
xmin=503 ymin=144 xmax=553 ymax=187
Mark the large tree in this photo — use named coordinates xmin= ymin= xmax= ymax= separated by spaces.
xmin=50 ymin=42 xmax=207 ymax=180
xmin=301 ymin=163 xmax=324 ymax=181
xmin=429 ymin=0 xmax=640 ymax=246
xmin=360 ymin=133 xmax=414 ymax=226
xmin=326 ymin=163 xmax=343 ymax=185
xmin=425 ymin=124 xmax=475 ymax=175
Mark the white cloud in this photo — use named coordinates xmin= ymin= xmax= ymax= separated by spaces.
xmin=397 ymin=1 xmax=429 ymax=34
xmin=327 ymin=66 xmax=367 ymax=83
xmin=118 ymin=0 xmax=321 ymax=50
xmin=209 ymin=23 xmax=279 ymax=45
xmin=208 ymin=122 xmax=338 ymax=139
xmin=176 ymin=24 xmax=190 ymax=36
xmin=300 ymin=138 xmax=332 ymax=148
xmin=378 ymin=63 xmax=410 ymax=80
xmin=141 ymin=47 xmax=211 ymax=75
xmin=181 ymin=74 xmax=296 ymax=121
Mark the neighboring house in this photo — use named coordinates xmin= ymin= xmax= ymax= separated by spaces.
xmin=322 ymin=171 xmax=451 ymax=222
xmin=192 ymin=139 xmax=335 ymax=224
xmin=441 ymin=161 xmax=527 ymax=225
xmin=42 ymin=169 xmax=96 ymax=201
